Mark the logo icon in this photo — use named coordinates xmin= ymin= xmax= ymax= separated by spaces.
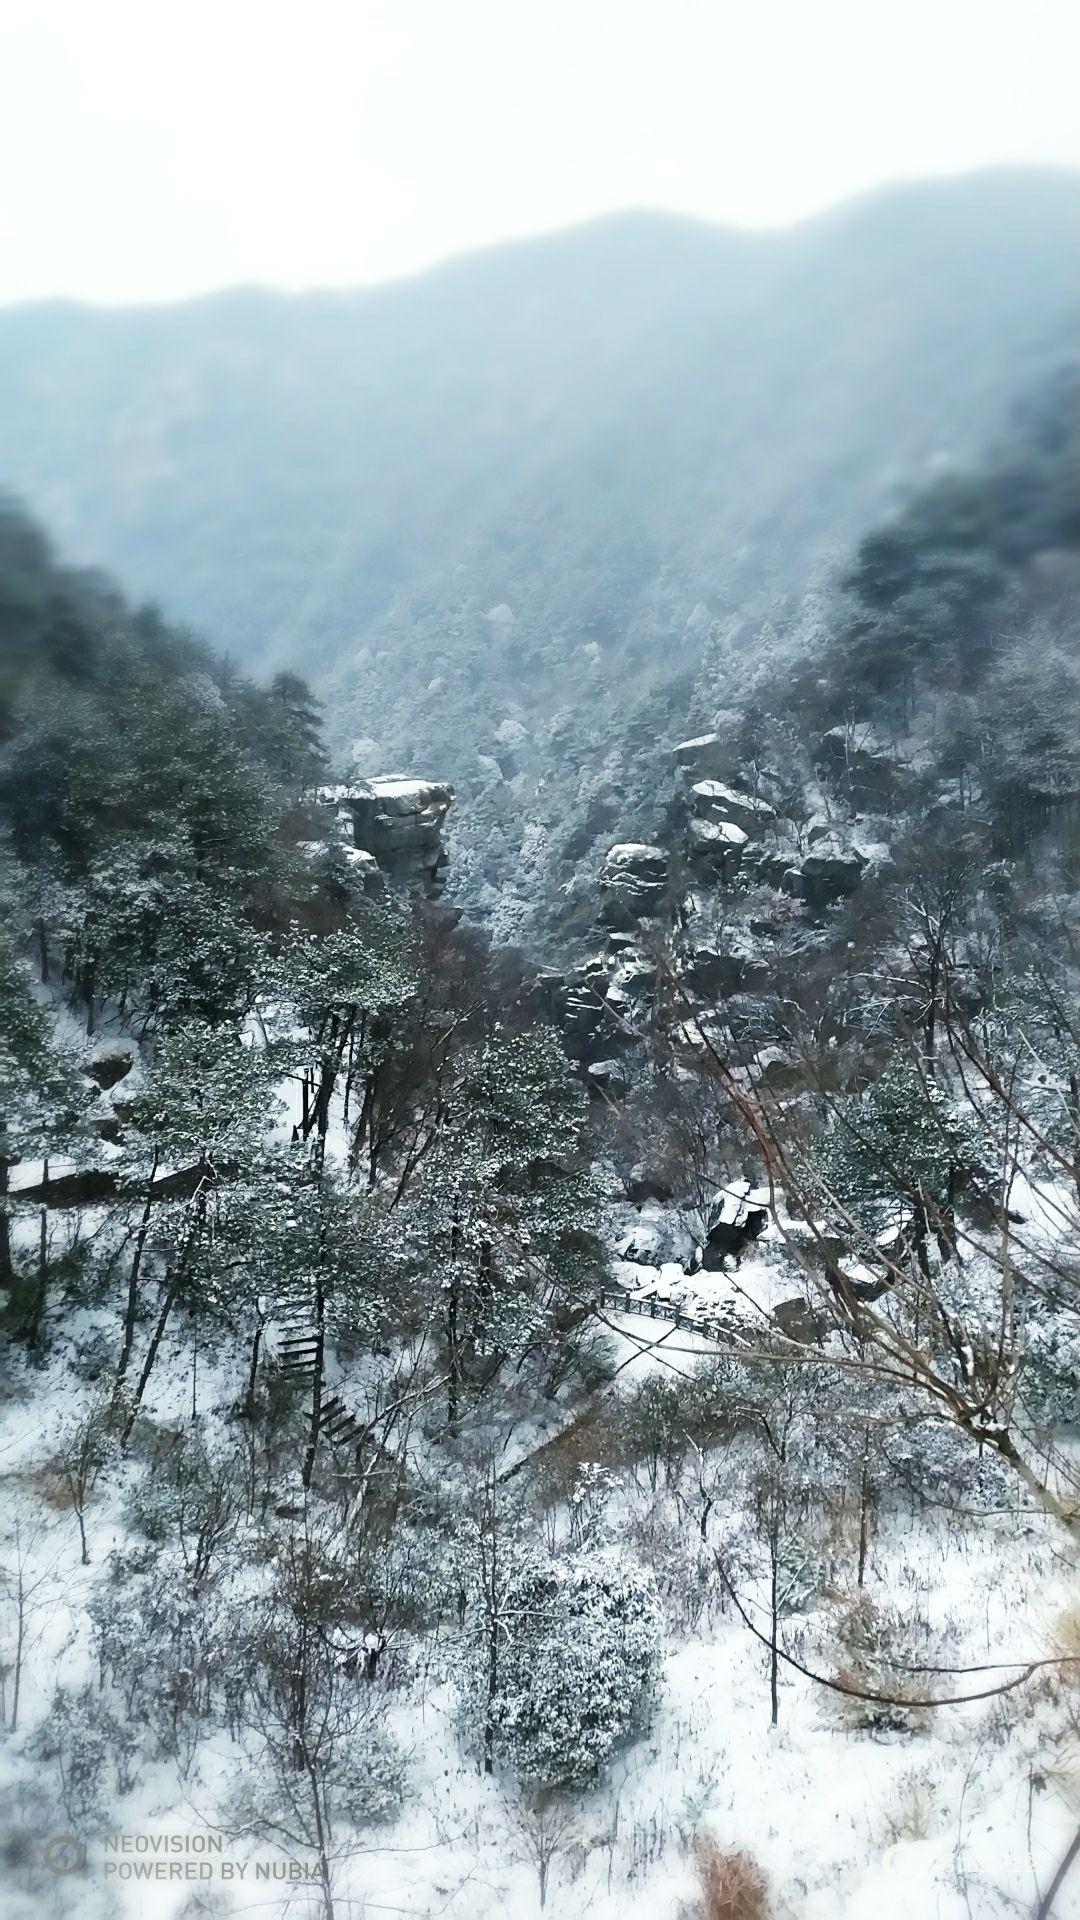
xmin=42 ymin=1834 xmax=86 ymax=1875
xmin=882 ymin=1841 xmax=920 ymax=1881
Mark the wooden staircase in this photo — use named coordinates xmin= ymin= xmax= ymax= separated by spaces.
xmin=267 ymin=1282 xmax=749 ymax=1472
xmin=266 ymin=1286 xmax=372 ymax=1460
xmin=271 ymin=1282 xmax=323 ymax=1382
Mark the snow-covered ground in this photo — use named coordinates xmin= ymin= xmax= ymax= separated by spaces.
xmin=2 ymin=1318 xmax=1078 ymax=1920
xmin=3 ymin=1011 xmax=1078 ymax=1920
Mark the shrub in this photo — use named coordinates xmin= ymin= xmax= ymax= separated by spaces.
xmin=829 ymin=1595 xmax=935 ymax=1736
xmin=682 ymin=1840 xmax=771 ymax=1920
xmin=29 ymin=1683 xmax=140 ymax=1826
xmin=471 ymin=1549 xmax=662 ymax=1787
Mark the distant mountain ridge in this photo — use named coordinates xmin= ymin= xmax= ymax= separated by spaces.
xmin=0 ymin=170 xmax=1077 ymax=803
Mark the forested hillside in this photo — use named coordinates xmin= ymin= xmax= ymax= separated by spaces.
xmin=4 ymin=169 xmax=1076 ymax=945
xmin=2 ymin=342 xmax=1080 ymax=1917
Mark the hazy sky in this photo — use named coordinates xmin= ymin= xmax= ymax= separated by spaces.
xmin=1 ymin=0 xmax=1076 ymax=306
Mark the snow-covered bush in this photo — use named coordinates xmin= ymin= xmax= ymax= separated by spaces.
xmin=29 ymin=1683 xmax=140 ymax=1827
xmin=90 ymin=1546 xmax=228 ymax=1766
xmin=1018 ymin=1308 xmax=1080 ymax=1425
xmin=829 ymin=1595 xmax=937 ymax=1737
xmin=628 ymin=1508 xmax=717 ymax=1634
xmin=231 ymin=1712 xmax=407 ymax=1835
xmin=887 ymin=1417 xmax=1012 ymax=1514
xmin=567 ymin=1462 xmax=616 ymax=1549
xmin=469 ymin=1549 xmax=662 ymax=1788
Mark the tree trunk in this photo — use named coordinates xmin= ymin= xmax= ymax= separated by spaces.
xmin=484 ymin=1601 xmax=498 ymax=1775
xmin=115 ymin=1156 xmax=158 ymax=1387
xmin=0 ymin=1148 xmax=12 ymax=1289
xmin=857 ymin=1438 xmax=871 ymax=1588
xmin=11 ymin=1586 xmax=24 ymax=1731
xmin=447 ymin=1194 xmax=462 ymax=1434
xmin=447 ymin=1279 xmax=460 ymax=1434
xmin=243 ymin=1317 xmax=263 ymax=1419
xmin=1038 ymin=1824 xmax=1080 ymax=1920
xmin=27 ymin=1157 xmax=49 ymax=1345
xmin=769 ymin=1548 xmax=780 ymax=1727
xmin=121 ymin=1179 xmax=204 ymax=1446
xmin=122 ymin=1272 xmax=181 ymax=1447
xmin=299 ymin=1748 xmax=335 ymax=1920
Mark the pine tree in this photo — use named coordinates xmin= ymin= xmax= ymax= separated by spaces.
xmin=0 ymin=928 xmax=77 ymax=1288
xmin=463 ymin=1544 xmax=662 ymax=1787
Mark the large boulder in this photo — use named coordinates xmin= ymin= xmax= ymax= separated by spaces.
xmin=625 ymin=1166 xmax=676 ymax=1203
xmin=673 ymin=733 xmax=732 ymax=782
xmin=586 ymin=1057 xmax=630 ymax=1100
xmin=681 ymin=945 xmax=769 ymax=999
xmin=686 ymin=816 xmax=748 ymax=877
xmin=690 ymin=780 xmax=775 ymax=836
xmin=600 ymin=843 xmax=669 ymax=920
xmin=538 ymin=958 xmax=638 ymax=1063
xmin=796 ymin=839 xmax=867 ymax=909
xmin=609 ymin=950 xmax=656 ymax=996
xmin=773 ymin=1297 xmax=831 ymax=1343
xmin=613 ymin=1203 xmax=693 ymax=1269
xmin=318 ymin=778 xmax=454 ymax=895
xmin=299 ymin=836 xmax=385 ymax=898
xmin=85 ymin=1042 xmax=136 ymax=1091
xmin=818 ymin=726 xmax=905 ymax=810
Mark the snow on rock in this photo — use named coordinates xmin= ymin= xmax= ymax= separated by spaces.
xmin=317 ymin=775 xmax=454 ymax=895
xmin=612 ymin=1202 xmax=694 ymax=1269
xmin=689 ymin=779 xmax=776 ymax=835
xmin=601 ymin=843 xmax=669 ymax=921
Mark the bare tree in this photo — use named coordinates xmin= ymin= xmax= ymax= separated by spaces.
xmin=227 ymin=1519 xmax=404 ymax=1920
xmin=0 ymin=1519 xmax=57 ymax=1731
xmin=508 ymin=1792 xmax=578 ymax=1911
xmin=51 ymin=1397 xmax=110 ymax=1565
xmin=688 ymin=948 xmax=1080 ymax=1542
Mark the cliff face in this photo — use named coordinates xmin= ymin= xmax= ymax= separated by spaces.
xmin=317 ymin=778 xmax=454 ymax=897
xmin=535 ymin=721 xmax=902 ymax=1094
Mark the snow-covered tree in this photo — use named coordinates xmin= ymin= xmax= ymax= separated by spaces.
xmin=0 ymin=928 xmax=77 ymax=1289
xmin=811 ymin=1053 xmax=976 ymax=1244
xmin=411 ymin=1024 xmax=604 ymax=1428
xmin=463 ymin=1543 xmax=661 ymax=1788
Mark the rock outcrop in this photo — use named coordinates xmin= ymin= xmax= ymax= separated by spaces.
xmin=681 ymin=945 xmax=770 ymax=999
xmin=586 ymin=1057 xmax=630 ymax=1100
xmin=686 ymin=817 xmax=748 ymax=878
xmin=791 ymin=839 xmax=867 ymax=909
xmin=614 ymin=1203 xmax=692 ymax=1269
xmin=689 ymin=780 xmax=775 ymax=836
xmin=600 ymin=843 xmax=668 ymax=921
xmin=317 ymin=778 xmax=454 ymax=896
xmin=673 ymin=733 xmax=733 ymax=782
xmin=817 ymin=726 xmax=906 ymax=810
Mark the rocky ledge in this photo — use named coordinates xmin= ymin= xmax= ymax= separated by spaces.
xmin=317 ymin=777 xmax=454 ymax=896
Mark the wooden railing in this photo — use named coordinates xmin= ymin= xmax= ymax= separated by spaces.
xmin=592 ymin=1289 xmax=747 ymax=1344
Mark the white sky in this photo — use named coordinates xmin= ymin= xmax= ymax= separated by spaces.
xmin=0 ymin=0 xmax=1077 ymax=306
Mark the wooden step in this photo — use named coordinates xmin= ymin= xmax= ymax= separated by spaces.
xmin=324 ymin=1414 xmax=362 ymax=1443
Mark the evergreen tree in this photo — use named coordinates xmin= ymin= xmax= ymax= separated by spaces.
xmin=0 ymin=928 xmax=77 ymax=1287
xmin=463 ymin=1546 xmax=661 ymax=1787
